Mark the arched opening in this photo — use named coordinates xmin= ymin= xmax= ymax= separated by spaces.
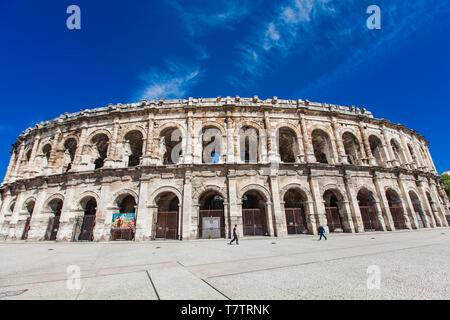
xmin=239 ymin=126 xmax=259 ymax=164
xmin=408 ymin=144 xmax=418 ymax=168
xmin=63 ymin=138 xmax=77 ymax=172
xmin=111 ymin=195 xmax=137 ymax=241
xmin=357 ymin=189 xmax=382 ymax=231
xmin=21 ymin=200 xmax=35 ymax=240
xmin=242 ymin=190 xmax=267 ymax=236
xmin=386 ymin=189 xmax=407 ymax=229
xmin=199 ymin=192 xmax=225 ymax=239
xmin=278 ymin=128 xmax=298 ymax=163
xmin=426 ymin=192 xmax=440 ymax=227
xmin=25 ymin=149 xmax=32 ymax=162
xmin=124 ymin=131 xmax=143 ymax=167
xmin=408 ymin=191 xmax=426 ymax=228
xmin=283 ymin=189 xmax=308 ymax=234
xmin=390 ymin=139 xmax=404 ymax=167
xmin=155 ymin=192 xmax=180 ymax=240
xmin=91 ymin=134 xmax=109 ymax=169
xmin=42 ymin=144 xmax=52 ymax=165
xmin=45 ymin=198 xmax=63 ymax=241
xmin=78 ymin=197 xmax=97 ymax=241
xmin=202 ymin=127 xmax=222 ymax=164
xmin=311 ymin=129 xmax=333 ymax=164
xmin=343 ymin=132 xmax=362 ymax=165
xmin=323 ymin=190 xmax=344 ymax=232
xmin=160 ymin=128 xmax=183 ymax=165
xmin=369 ymin=135 xmax=386 ymax=166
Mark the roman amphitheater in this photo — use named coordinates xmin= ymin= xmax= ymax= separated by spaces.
xmin=0 ymin=96 xmax=448 ymax=242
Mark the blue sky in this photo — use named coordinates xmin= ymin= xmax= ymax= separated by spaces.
xmin=1 ymin=0 xmax=450 ymax=176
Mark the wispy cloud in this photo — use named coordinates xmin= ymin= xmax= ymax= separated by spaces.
xmin=137 ymin=61 xmax=201 ymax=100
xmin=167 ymin=0 xmax=253 ymax=37
xmin=232 ymin=0 xmax=450 ymax=89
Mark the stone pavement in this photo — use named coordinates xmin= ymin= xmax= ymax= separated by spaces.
xmin=0 ymin=228 xmax=449 ymax=300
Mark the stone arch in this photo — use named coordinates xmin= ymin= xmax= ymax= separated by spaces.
xmin=200 ymin=125 xmax=225 ymax=164
xmin=198 ymin=122 xmax=226 ymax=137
xmin=342 ymin=131 xmax=363 ymax=165
xmin=240 ymin=187 xmax=270 ymax=236
xmin=238 ymin=183 xmax=271 ymax=203
xmin=119 ymin=125 xmax=147 ymax=141
xmin=368 ymin=134 xmax=387 ymax=166
xmin=385 ymin=187 xmax=408 ymax=230
xmin=322 ymin=187 xmax=351 ymax=233
xmin=76 ymin=191 xmax=100 ymax=211
xmin=43 ymin=193 xmax=65 ymax=211
xmin=276 ymin=126 xmax=300 ymax=163
xmin=238 ymin=124 xmax=263 ymax=163
xmin=149 ymin=186 xmax=182 ymax=207
xmin=408 ymin=189 xmax=427 ymax=228
xmin=390 ymin=138 xmax=405 ymax=166
xmin=282 ymin=185 xmax=311 ymax=234
xmin=197 ymin=188 xmax=227 ymax=239
xmin=193 ymin=185 xmax=226 ymax=206
xmin=356 ymin=187 xmax=383 ymax=231
xmin=122 ymin=130 xmax=144 ymax=167
xmin=112 ymin=189 xmax=139 ymax=208
xmin=21 ymin=196 xmax=37 ymax=212
xmin=86 ymin=128 xmax=113 ymax=143
xmin=280 ymin=183 xmax=312 ymax=203
xmin=158 ymin=124 xmax=186 ymax=165
xmin=311 ymin=129 xmax=335 ymax=164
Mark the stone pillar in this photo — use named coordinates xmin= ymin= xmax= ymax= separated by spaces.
xmin=299 ymin=113 xmax=316 ymax=163
xmin=3 ymin=148 xmax=18 ymax=183
xmin=305 ymin=201 xmax=318 ymax=235
xmin=331 ymin=116 xmax=347 ymax=164
xmin=264 ymin=111 xmax=277 ymax=164
xmin=11 ymin=143 xmax=25 ymax=181
xmin=372 ymin=173 xmax=395 ymax=231
xmin=359 ymin=123 xmax=376 ymax=166
xmin=265 ymin=201 xmax=275 ymax=237
xmin=227 ymin=169 xmax=243 ymax=236
xmin=57 ymin=181 xmax=77 ymax=241
xmin=396 ymin=175 xmax=415 ymax=230
xmin=27 ymin=186 xmax=49 ymax=241
xmin=142 ymin=114 xmax=155 ymax=166
xmin=269 ymin=174 xmax=286 ymax=237
xmin=184 ymin=111 xmax=194 ymax=165
xmin=104 ymin=118 xmax=119 ymax=168
xmin=26 ymin=134 xmax=41 ymax=177
xmin=379 ymin=129 xmax=392 ymax=168
xmin=181 ymin=170 xmax=192 ymax=240
xmin=223 ymin=201 xmax=231 ymax=239
xmin=226 ymin=112 xmax=235 ymax=164
xmin=73 ymin=123 xmax=89 ymax=171
xmin=416 ymin=180 xmax=436 ymax=228
xmin=399 ymin=130 xmax=414 ymax=169
xmin=8 ymin=186 xmax=26 ymax=240
xmin=339 ymin=200 xmax=356 ymax=233
xmin=135 ymin=176 xmax=151 ymax=241
xmin=373 ymin=200 xmax=387 ymax=231
xmin=380 ymin=124 xmax=396 ymax=167
xmin=343 ymin=172 xmax=364 ymax=233
xmin=429 ymin=179 xmax=449 ymax=227
xmin=308 ymin=169 xmax=328 ymax=232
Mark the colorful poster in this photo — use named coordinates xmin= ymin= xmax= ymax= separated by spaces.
xmin=111 ymin=213 xmax=136 ymax=231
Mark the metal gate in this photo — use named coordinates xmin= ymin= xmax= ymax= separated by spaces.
xmin=199 ymin=210 xmax=225 ymax=239
xmin=285 ymin=208 xmax=308 ymax=234
xmin=325 ymin=207 xmax=343 ymax=232
xmin=156 ymin=211 xmax=178 ymax=240
xmin=78 ymin=215 xmax=96 ymax=241
xmin=21 ymin=217 xmax=32 ymax=240
xmin=389 ymin=206 xmax=407 ymax=229
xmin=359 ymin=206 xmax=381 ymax=231
xmin=242 ymin=209 xmax=266 ymax=236
xmin=412 ymin=203 xmax=425 ymax=228
xmin=45 ymin=216 xmax=61 ymax=241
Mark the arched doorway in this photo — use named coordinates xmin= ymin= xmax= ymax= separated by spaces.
xmin=199 ymin=192 xmax=225 ymax=239
xmin=283 ymin=189 xmax=308 ymax=234
xmin=111 ymin=195 xmax=137 ymax=240
xmin=78 ymin=197 xmax=97 ymax=241
xmin=357 ymin=189 xmax=382 ymax=231
xmin=91 ymin=134 xmax=109 ymax=169
xmin=311 ymin=129 xmax=333 ymax=164
xmin=155 ymin=192 xmax=180 ymax=240
xmin=369 ymin=135 xmax=386 ymax=166
xmin=45 ymin=199 xmax=63 ymax=240
xmin=160 ymin=128 xmax=183 ymax=165
xmin=386 ymin=189 xmax=407 ymax=230
xmin=277 ymin=128 xmax=298 ymax=163
xmin=202 ymin=127 xmax=222 ymax=164
xmin=242 ymin=190 xmax=267 ymax=236
xmin=239 ymin=126 xmax=259 ymax=163
xmin=342 ymin=132 xmax=362 ymax=165
xmin=408 ymin=191 xmax=426 ymax=228
xmin=323 ymin=190 xmax=344 ymax=232
xmin=124 ymin=131 xmax=143 ymax=167
xmin=21 ymin=200 xmax=35 ymax=240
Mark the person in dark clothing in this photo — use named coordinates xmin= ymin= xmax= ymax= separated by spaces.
xmin=229 ymin=225 xmax=239 ymax=245
xmin=318 ymin=225 xmax=327 ymax=241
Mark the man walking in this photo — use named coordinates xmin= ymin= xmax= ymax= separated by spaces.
xmin=229 ymin=224 xmax=239 ymax=245
xmin=318 ymin=225 xmax=327 ymax=241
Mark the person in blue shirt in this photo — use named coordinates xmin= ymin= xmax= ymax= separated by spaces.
xmin=318 ymin=225 xmax=327 ymax=241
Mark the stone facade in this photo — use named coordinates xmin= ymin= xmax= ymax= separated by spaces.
xmin=0 ymin=96 xmax=448 ymax=242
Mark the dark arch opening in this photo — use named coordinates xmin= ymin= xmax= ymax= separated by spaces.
xmin=323 ymin=190 xmax=344 ymax=232
xmin=408 ymin=191 xmax=426 ymax=228
xmin=357 ymin=189 xmax=382 ymax=231
xmin=45 ymin=198 xmax=63 ymax=241
xmin=386 ymin=189 xmax=407 ymax=230
xmin=312 ymin=130 xmax=332 ymax=164
xmin=124 ymin=131 xmax=143 ymax=167
xmin=156 ymin=192 xmax=180 ymax=240
xmin=343 ymin=132 xmax=361 ymax=165
xmin=242 ymin=190 xmax=267 ymax=236
xmin=284 ymin=189 xmax=308 ymax=234
xmin=278 ymin=128 xmax=297 ymax=163
xmin=199 ymin=192 xmax=225 ymax=239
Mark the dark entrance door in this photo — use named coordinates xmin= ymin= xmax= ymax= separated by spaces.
xmin=325 ymin=207 xmax=343 ymax=232
xmin=21 ymin=217 xmax=32 ymax=240
xmin=156 ymin=211 xmax=178 ymax=239
xmin=199 ymin=209 xmax=225 ymax=238
xmin=78 ymin=215 xmax=96 ymax=241
xmin=359 ymin=206 xmax=381 ymax=231
xmin=285 ymin=208 xmax=308 ymax=234
xmin=46 ymin=216 xmax=61 ymax=241
xmin=242 ymin=209 xmax=266 ymax=236
xmin=389 ymin=206 xmax=407 ymax=229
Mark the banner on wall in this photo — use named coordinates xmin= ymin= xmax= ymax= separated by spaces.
xmin=111 ymin=213 xmax=136 ymax=231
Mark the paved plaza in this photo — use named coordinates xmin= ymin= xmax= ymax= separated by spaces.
xmin=0 ymin=228 xmax=449 ymax=300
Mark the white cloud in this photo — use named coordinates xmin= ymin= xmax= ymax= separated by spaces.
xmin=138 ymin=62 xmax=201 ymax=100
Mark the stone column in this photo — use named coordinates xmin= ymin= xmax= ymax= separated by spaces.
xmin=223 ymin=201 xmax=231 ymax=239
xmin=305 ymin=201 xmax=318 ymax=235
xmin=184 ymin=111 xmax=194 ymax=165
xmin=379 ymin=129 xmax=392 ymax=168
xmin=359 ymin=123 xmax=376 ymax=166
xmin=226 ymin=112 xmax=235 ymax=164
xmin=339 ymin=200 xmax=356 ymax=233
xmin=264 ymin=111 xmax=277 ymax=163
xmin=3 ymin=148 xmax=18 ymax=183
xmin=331 ymin=116 xmax=347 ymax=164
xmin=57 ymin=181 xmax=77 ymax=241
xmin=399 ymin=130 xmax=414 ymax=169
xmin=135 ymin=176 xmax=151 ymax=241
xmin=308 ymin=169 xmax=328 ymax=232
xmin=104 ymin=118 xmax=119 ymax=168
xmin=430 ymin=179 xmax=448 ymax=227
xmin=269 ymin=174 xmax=286 ymax=237
xmin=8 ymin=186 xmax=26 ymax=240
xmin=11 ymin=142 xmax=25 ymax=181
xmin=424 ymin=146 xmax=438 ymax=174
xmin=227 ymin=169 xmax=243 ymax=236
xmin=97 ymin=179 xmax=113 ymax=241
xmin=73 ymin=123 xmax=89 ymax=171
xmin=372 ymin=173 xmax=395 ymax=231
xmin=416 ymin=180 xmax=435 ymax=228
xmin=373 ymin=200 xmax=387 ymax=231
xmin=396 ymin=175 xmax=415 ymax=230
xmin=265 ymin=201 xmax=275 ymax=237
xmin=27 ymin=186 xmax=49 ymax=241
xmin=380 ymin=124 xmax=396 ymax=167
xmin=142 ymin=114 xmax=155 ymax=166
xmin=299 ymin=113 xmax=316 ymax=163
xmin=27 ymin=133 xmax=41 ymax=177
xmin=181 ymin=170 xmax=192 ymax=240
xmin=343 ymin=172 xmax=364 ymax=233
